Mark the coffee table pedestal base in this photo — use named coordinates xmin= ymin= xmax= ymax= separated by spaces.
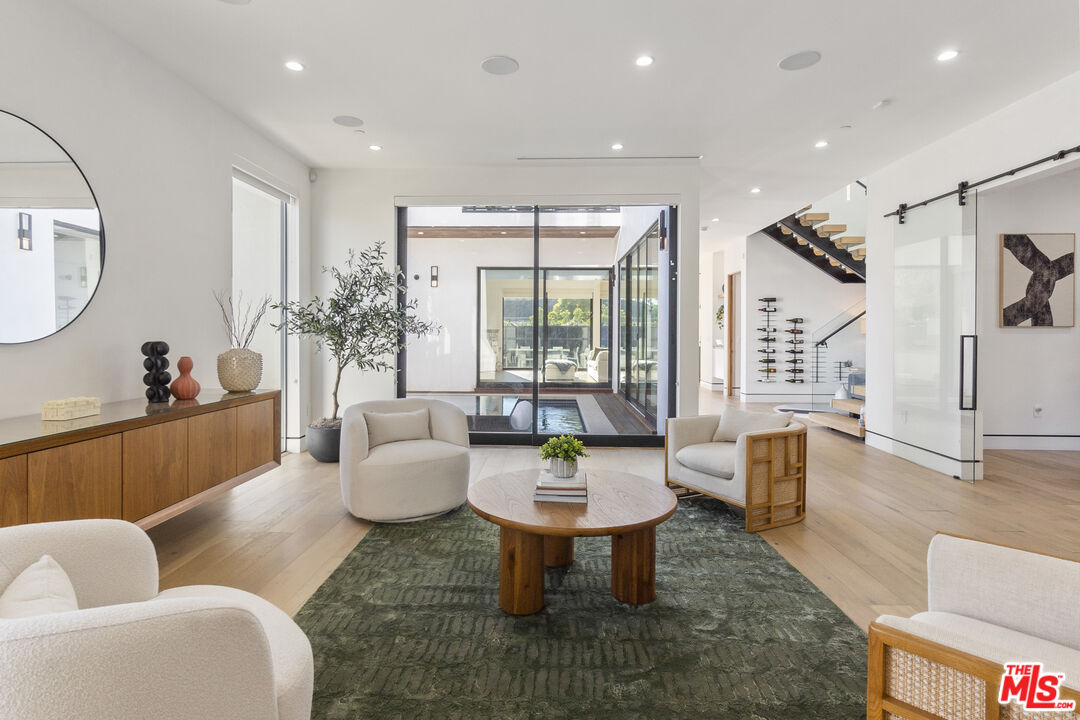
xmin=611 ymin=526 xmax=657 ymax=605
xmin=499 ymin=527 xmax=544 ymax=615
xmin=543 ymin=536 xmax=574 ymax=567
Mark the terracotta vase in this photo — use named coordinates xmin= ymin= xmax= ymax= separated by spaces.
xmin=170 ymin=356 xmax=201 ymax=400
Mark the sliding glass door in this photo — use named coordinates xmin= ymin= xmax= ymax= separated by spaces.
xmin=621 ymin=221 xmax=660 ymax=423
xmin=401 ymin=204 xmax=674 ymax=445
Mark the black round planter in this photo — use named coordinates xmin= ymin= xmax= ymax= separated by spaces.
xmin=307 ymin=424 xmax=341 ymax=463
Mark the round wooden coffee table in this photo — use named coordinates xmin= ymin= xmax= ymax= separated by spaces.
xmin=467 ymin=468 xmax=678 ymax=615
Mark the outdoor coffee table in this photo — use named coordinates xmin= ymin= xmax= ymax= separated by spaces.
xmin=467 ymin=468 xmax=678 ymax=615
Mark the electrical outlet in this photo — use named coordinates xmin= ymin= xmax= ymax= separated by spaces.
xmin=1033 ymin=405 xmax=1043 ymax=418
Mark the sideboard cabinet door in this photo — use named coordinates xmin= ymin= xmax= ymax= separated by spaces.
xmin=28 ymin=436 xmax=122 ymax=522
xmin=236 ymin=400 xmax=275 ymax=474
xmin=188 ymin=408 xmax=238 ymax=495
xmin=0 ymin=455 xmax=28 ymax=527
xmin=123 ymin=421 xmax=189 ymax=522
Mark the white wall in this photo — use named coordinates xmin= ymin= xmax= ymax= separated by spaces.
xmin=0 ymin=0 xmax=310 ymax=419
xmin=740 ymin=233 xmax=865 ymax=402
xmin=978 ymin=165 xmax=1080 ymax=449
xmin=309 ymin=164 xmax=700 ymax=422
xmin=866 ymin=69 xmax=1080 ymax=474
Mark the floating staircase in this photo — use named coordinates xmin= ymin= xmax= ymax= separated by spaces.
xmin=758 ymin=204 xmax=867 ymax=283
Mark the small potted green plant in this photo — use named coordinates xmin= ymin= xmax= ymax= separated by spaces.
xmin=539 ymin=435 xmax=590 ymax=478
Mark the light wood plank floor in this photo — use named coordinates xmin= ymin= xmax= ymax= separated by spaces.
xmin=147 ymin=392 xmax=1080 ymax=630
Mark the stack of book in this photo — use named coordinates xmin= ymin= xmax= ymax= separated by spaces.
xmin=533 ymin=471 xmax=588 ymax=504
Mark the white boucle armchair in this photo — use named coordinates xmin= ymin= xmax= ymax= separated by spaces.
xmin=340 ymin=398 xmax=470 ymax=522
xmin=0 ymin=519 xmax=313 ymax=720
xmin=665 ymin=411 xmax=807 ymax=532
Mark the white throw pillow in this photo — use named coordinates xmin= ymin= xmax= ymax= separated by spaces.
xmin=712 ymin=408 xmax=793 ymax=442
xmin=364 ymin=408 xmax=431 ymax=449
xmin=0 ymin=554 xmax=79 ymax=619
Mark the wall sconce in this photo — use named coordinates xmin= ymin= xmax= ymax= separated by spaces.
xmin=17 ymin=212 xmax=32 ymax=251
xmin=430 ymin=266 xmax=439 ymax=288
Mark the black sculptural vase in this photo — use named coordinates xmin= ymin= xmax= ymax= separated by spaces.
xmin=141 ymin=341 xmax=172 ymax=403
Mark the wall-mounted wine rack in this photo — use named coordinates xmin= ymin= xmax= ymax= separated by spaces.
xmin=785 ymin=317 xmax=805 ymax=384
xmin=757 ymin=297 xmax=777 ymax=383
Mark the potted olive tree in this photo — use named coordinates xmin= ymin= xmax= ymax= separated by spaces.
xmin=275 ymin=241 xmax=438 ymax=462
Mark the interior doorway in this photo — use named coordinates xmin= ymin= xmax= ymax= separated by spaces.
xmin=726 ymin=271 xmax=741 ymax=397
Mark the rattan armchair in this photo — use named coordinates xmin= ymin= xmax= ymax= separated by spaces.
xmin=868 ymin=534 xmax=1080 ymax=720
xmin=664 ymin=413 xmax=807 ymax=532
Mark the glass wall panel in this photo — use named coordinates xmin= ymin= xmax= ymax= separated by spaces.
xmin=405 ymin=206 xmax=535 ymax=435
xmin=402 ymin=204 xmax=672 ymax=443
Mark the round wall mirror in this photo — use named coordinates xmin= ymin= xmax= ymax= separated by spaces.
xmin=0 ymin=110 xmax=104 ymax=344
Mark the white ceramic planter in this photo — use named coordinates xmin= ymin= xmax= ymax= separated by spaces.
xmin=550 ymin=458 xmax=578 ymax=478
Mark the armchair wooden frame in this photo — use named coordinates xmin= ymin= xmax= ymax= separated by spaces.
xmin=664 ymin=420 xmax=807 ymax=533
xmin=868 ymin=621 xmax=1080 ymax=720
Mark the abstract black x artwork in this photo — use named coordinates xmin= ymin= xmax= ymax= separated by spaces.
xmin=1000 ymin=233 xmax=1075 ymax=327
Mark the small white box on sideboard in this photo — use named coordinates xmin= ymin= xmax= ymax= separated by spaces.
xmin=41 ymin=397 xmax=101 ymax=421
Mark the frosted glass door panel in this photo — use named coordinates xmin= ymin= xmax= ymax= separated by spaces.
xmin=892 ymin=194 xmax=980 ymax=479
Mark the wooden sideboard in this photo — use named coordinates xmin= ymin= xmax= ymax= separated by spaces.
xmin=0 ymin=390 xmax=280 ymax=530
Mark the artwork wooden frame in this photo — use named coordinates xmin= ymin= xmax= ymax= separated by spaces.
xmin=999 ymin=232 xmax=1075 ymax=327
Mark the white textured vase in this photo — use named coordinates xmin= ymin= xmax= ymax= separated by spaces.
xmin=550 ymin=458 xmax=578 ymax=478
xmin=217 ymin=348 xmax=263 ymax=392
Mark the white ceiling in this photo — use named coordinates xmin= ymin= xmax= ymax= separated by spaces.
xmin=63 ymin=0 xmax=1080 ymax=234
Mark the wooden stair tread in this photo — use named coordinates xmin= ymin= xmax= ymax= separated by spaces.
xmin=834 ymin=236 xmax=865 ymax=248
xmin=779 ymin=225 xmax=793 ymax=235
xmin=851 ymin=384 xmax=865 ymax=396
xmin=828 ymin=257 xmax=841 ymax=266
xmin=816 ymin=224 xmax=847 ymax=237
xmin=831 ymin=397 xmax=864 ymax=413
xmin=811 ymin=248 xmax=825 ymax=256
xmin=795 ymin=238 xmax=809 ymax=246
xmin=799 ymin=213 xmax=830 ymax=226
xmin=808 ymin=411 xmax=865 ymax=438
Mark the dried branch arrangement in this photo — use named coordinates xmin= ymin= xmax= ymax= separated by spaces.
xmin=214 ymin=290 xmax=272 ymax=349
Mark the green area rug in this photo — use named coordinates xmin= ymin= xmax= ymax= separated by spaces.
xmin=296 ymin=497 xmax=866 ymax=719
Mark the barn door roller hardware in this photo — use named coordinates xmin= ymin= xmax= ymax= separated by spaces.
xmin=885 ymin=143 xmax=1080 ymax=222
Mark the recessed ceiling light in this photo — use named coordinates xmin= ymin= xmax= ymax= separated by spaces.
xmin=579 ymin=231 xmax=587 ymax=235
xmin=501 ymin=231 xmax=507 ymax=235
xmin=635 ymin=55 xmax=654 ymax=67
xmin=778 ymin=50 xmax=821 ymax=71
xmin=814 ymin=140 xmax=829 ymax=149
xmin=937 ymin=49 xmax=959 ymax=62
xmin=284 ymin=60 xmax=304 ymax=72
xmin=332 ymin=115 xmax=364 ymax=128
xmin=611 ymin=143 xmax=624 ymax=150
xmin=481 ymin=56 xmax=519 ymax=75
xmin=750 ymin=187 xmax=761 ymax=194
xmin=839 ymin=123 xmax=854 ymax=130
xmin=872 ymin=98 xmax=892 ymax=110
xmin=368 ymin=145 xmax=382 ymax=151
xmin=711 ymin=217 xmax=720 ymax=223
xmin=417 ymin=231 xmax=424 ymax=235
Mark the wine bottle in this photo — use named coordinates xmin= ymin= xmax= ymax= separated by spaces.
xmin=786 ymin=317 xmax=804 ymax=323
xmin=758 ymin=368 xmax=776 ymax=373
xmin=786 ymin=339 xmax=804 ymax=345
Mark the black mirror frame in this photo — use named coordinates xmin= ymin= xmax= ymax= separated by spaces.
xmin=0 ymin=108 xmax=106 ymax=345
